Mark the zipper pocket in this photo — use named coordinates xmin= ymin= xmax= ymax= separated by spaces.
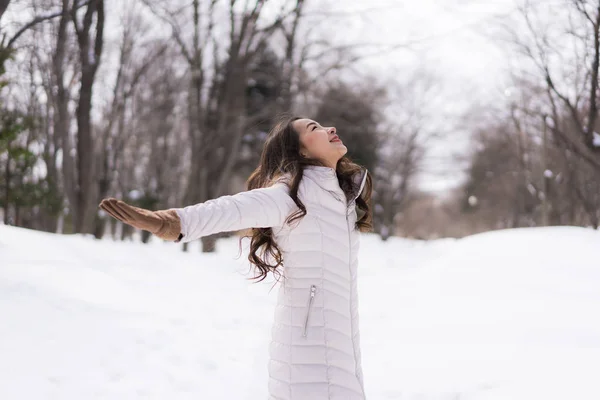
xmin=302 ymin=284 xmax=317 ymax=337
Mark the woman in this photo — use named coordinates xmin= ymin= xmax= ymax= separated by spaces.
xmin=99 ymin=115 xmax=373 ymax=400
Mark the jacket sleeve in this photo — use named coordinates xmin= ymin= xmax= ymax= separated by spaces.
xmin=173 ymin=182 xmax=296 ymax=243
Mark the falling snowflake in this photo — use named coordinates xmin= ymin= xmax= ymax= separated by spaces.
xmin=593 ymin=131 xmax=600 ymax=147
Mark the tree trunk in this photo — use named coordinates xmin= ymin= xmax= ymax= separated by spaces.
xmin=72 ymin=0 xmax=104 ymax=234
xmin=3 ymin=140 xmax=10 ymax=225
xmin=0 ymin=0 xmax=10 ymax=22
xmin=53 ymin=0 xmax=77 ymax=232
xmin=201 ymin=235 xmax=216 ymax=252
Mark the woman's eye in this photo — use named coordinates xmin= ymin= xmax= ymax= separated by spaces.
xmin=312 ymin=126 xmax=317 ymax=131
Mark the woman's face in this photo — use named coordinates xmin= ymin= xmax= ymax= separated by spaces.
xmin=292 ymin=118 xmax=347 ymax=168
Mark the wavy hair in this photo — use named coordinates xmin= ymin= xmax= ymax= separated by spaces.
xmin=238 ymin=114 xmax=373 ymax=284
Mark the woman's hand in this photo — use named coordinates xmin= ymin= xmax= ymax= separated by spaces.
xmin=98 ymin=198 xmax=182 ymax=241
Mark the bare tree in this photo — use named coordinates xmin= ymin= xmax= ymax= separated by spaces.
xmin=141 ymin=0 xmax=305 ymax=251
xmin=374 ymin=70 xmax=440 ymax=240
xmin=93 ymin=7 xmax=169 ymax=239
xmin=67 ymin=0 xmax=104 ymax=233
xmin=503 ymin=0 xmax=600 ymax=165
xmin=0 ymin=0 xmax=83 ymax=231
xmin=18 ymin=0 xmax=101 ymax=234
xmin=479 ymin=0 xmax=600 ymax=231
xmin=458 ymin=72 xmax=600 ymax=233
xmin=0 ymin=0 xmax=92 ymax=50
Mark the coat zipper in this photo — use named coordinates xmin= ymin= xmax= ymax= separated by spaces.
xmin=302 ymin=284 xmax=317 ymax=337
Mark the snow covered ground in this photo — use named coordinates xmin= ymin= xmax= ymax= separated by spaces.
xmin=1 ymin=224 xmax=599 ymax=400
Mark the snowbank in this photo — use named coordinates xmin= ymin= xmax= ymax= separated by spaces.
xmin=0 ymin=224 xmax=598 ymax=399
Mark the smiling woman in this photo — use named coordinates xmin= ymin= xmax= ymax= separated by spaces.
xmin=99 ymin=113 xmax=373 ymax=400
xmin=293 ymin=118 xmax=348 ymax=169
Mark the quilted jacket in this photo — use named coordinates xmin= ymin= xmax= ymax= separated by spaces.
xmin=175 ymin=165 xmax=369 ymax=400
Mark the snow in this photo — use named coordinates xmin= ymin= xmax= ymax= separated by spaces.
xmin=128 ymin=190 xmax=143 ymax=200
xmin=593 ymin=131 xmax=600 ymax=147
xmin=1 ymin=224 xmax=600 ymax=399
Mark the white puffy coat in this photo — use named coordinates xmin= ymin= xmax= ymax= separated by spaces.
xmin=175 ymin=165 xmax=369 ymax=400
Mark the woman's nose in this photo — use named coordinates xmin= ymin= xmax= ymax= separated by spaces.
xmin=328 ymin=127 xmax=336 ymax=135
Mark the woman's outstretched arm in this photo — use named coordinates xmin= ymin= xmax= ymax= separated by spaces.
xmin=174 ymin=182 xmax=296 ymax=243
xmin=99 ymin=181 xmax=296 ymax=243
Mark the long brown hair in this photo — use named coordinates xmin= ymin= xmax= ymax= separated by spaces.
xmin=238 ymin=113 xmax=373 ymax=283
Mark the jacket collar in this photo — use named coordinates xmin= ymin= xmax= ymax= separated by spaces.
xmin=303 ymin=165 xmax=368 ymax=202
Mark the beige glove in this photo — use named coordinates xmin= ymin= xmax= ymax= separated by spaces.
xmin=98 ymin=198 xmax=182 ymax=242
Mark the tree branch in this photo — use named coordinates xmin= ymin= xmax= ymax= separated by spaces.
xmin=139 ymin=0 xmax=194 ymax=65
xmin=4 ymin=0 xmax=92 ymax=49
